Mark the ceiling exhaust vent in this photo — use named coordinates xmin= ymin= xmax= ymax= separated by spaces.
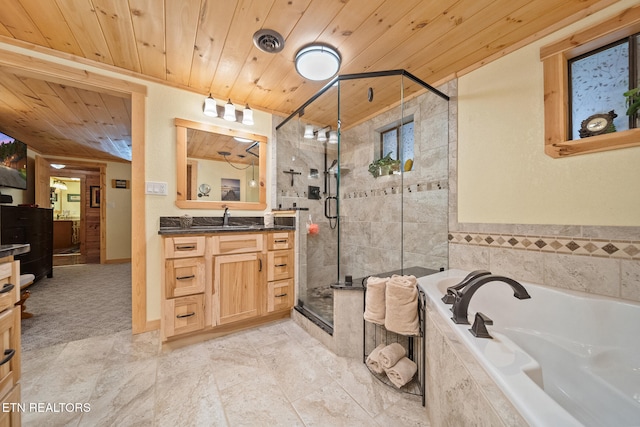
xmin=253 ymin=29 xmax=285 ymax=53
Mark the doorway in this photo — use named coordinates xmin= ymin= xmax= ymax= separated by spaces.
xmin=48 ymin=163 xmax=103 ymax=266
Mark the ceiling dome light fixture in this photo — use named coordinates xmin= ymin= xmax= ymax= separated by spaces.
xmin=295 ymin=45 xmax=341 ymax=81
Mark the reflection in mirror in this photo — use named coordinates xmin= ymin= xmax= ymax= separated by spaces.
xmin=186 ymin=129 xmax=260 ymax=202
xmin=175 ymin=118 xmax=267 ymax=210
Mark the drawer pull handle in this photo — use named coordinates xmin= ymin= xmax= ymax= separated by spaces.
xmin=0 ymin=349 xmax=15 ymax=366
xmin=274 ymin=239 xmax=287 ymax=243
xmin=275 ymin=293 xmax=288 ymax=298
xmin=0 ymin=283 xmax=14 ymax=294
xmin=176 ymin=312 xmax=196 ymax=319
xmin=176 ymin=274 xmax=196 ymax=281
xmin=259 ymin=259 xmax=262 ymax=272
xmin=275 ymin=263 xmax=287 ymax=267
xmin=176 ymin=245 xmax=196 ymax=250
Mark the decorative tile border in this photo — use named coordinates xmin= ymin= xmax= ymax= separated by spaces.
xmin=449 ymin=231 xmax=640 ymax=260
xmin=344 ymin=179 xmax=448 ymax=199
xmin=279 ymin=179 xmax=448 ymax=199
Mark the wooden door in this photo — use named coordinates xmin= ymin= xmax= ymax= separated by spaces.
xmin=34 ymin=155 xmax=51 ymax=207
xmin=214 ymin=253 xmax=262 ymax=325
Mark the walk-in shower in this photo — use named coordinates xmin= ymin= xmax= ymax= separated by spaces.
xmin=275 ymin=70 xmax=450 ymax=331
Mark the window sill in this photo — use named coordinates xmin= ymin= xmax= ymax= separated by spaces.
xmin=545 ymin=128 xmax=640 ymax=158
xmin=541 ymin=3 xmax=640 ymax=159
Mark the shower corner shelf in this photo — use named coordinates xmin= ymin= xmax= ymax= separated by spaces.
xmin=362 ymin=288 xmax=426 ymax=406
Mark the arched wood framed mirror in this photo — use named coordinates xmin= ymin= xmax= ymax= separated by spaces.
xmin=175 ymin=118 xmax=267 ymax=210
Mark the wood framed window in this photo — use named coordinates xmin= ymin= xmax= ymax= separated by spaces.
xmin=541 ymin=4 xmax=640 ymax=158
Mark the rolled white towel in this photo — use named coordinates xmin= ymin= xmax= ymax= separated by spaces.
xmin=384 ymin=275 xmax=419 ymax=335
xmin=385 ymin=356 xmax=417 ymax=389
xmin=365 ymin=344 xmax=386 ymax=374
xmin=378 ymin=342 xmax=406 ymax=369
xmin=363 ymin=276 xmax=387 ymax=325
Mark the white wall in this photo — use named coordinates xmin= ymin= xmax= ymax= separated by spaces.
xmin=458 ymin=0 xmax=640 ymax=226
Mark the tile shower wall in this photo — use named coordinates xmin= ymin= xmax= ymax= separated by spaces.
xmin=275 ymin=118 xmax=339 ymax=294
xmin=447 ymin=79 xmax=640 ymax=304
xmin=339 ymin=84 xmax=452 ymax=280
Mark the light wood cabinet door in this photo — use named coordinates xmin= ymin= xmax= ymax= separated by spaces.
xmin=0 ymin=383 xmax=20 ymax=426
xmin=0 ymin=308 xmax=19 ymax=399
xmin=267 ymin=231 xmax=294 ymax=250
xmin=267 ymin=279 xmax=293 ymax=313
xmin=0 ymin=262 xmax=18 ymax=314
xmin=267 ymin=250 xmax=294 ymax=282
xmin=164 ymin=257 xmax=205 ymax=298
xmin=163 ymin=294 xmax=205 ymax=340
xmin=215 ymin=253 xmax=263 ymax=325
xmin=164 ymin=236 xmax=206 ymax=259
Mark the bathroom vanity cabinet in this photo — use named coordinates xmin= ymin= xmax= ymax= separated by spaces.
xmin=161 ymin=230 xmax=295 ymax=342
xmin=0 ymin=245 xmax=27 ymax=426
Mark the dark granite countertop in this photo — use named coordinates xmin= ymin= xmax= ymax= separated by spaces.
xmin=0 ymin=243 xmax=30 ymax=259
xmin=158 ymin=215 xmax=296 ymax=235
xmin=158 ymin=225 xmax=295 ymax=235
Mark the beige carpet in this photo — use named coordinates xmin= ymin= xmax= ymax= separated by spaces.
xmin=21 ymin=263 xmax=131 ymax=352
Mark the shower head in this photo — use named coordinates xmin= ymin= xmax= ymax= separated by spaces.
xmin=328 ymin=159 xmax=338 ymax=171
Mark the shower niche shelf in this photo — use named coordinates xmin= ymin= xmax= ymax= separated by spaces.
xmin=363 ymin=287 xmax=426 ymax=406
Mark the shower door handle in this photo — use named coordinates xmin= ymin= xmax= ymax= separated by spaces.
xmin=324 ymin=196 xmax=338 ymax=220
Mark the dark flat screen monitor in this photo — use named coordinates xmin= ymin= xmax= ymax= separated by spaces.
xmin=0 ymin=131 xmax=27 ymax=190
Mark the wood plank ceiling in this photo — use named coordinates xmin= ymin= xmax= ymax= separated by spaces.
xmin=0 ymin=0 xmax=614 ymax=162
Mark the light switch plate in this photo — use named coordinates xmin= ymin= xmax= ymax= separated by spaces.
xmin=145 ymin=181 xmax=168 ymax=195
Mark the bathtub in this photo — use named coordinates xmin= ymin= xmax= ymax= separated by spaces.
xmin=418 ymin=269 xmax=640 ymax=427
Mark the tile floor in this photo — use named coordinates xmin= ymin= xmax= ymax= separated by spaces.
xmin=21 ymin=319 xmax=429 ymax=426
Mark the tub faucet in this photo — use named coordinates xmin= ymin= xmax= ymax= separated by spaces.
xmin=442 ymin=270 xmax=491 ymax=304
xmin=451 ymin=274 xmax=531 ymax=324
xmin=222 ymin=207 xmax=230 ymax=226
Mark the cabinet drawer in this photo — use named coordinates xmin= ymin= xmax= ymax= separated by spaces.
xmin=0 ymin=262 xmax=18 ymax=313
xmin=267 ymin=279 xmax=293 ymax=313
xmin=0 ymin=308 xmax=20 ymax=398
xmin=267 ymin=250 xmax=294 ymax=281
xmin=163 ymin=294 xmax=205 ymax=340
xmin=164 ymin=236 xmax=205 ymax=259
xmin=165 ymin=257 xmax=205 ymax=298
xmin=268 ymin=231 xmax=294 ymax=250
xmin=0 ymin=383 xmax=20 ymax=427
xmin=212 ymin=233 xmax=263 ymax=255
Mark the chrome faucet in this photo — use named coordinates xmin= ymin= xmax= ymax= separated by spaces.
xmin=450 ymin=274 xmax=531 ymax=324
xmin=222 ymin=207 xmax=230 ymax=226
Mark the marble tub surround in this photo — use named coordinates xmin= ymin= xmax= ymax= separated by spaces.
xmin=21 ymin=320 xmax=428 ymax=427
xmin=424 ymin=303 xmax=527 ymax=427
xmin=448 ymin=227 xmax=640 ymax=303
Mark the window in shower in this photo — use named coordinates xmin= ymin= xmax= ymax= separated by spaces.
xmin=379 ymin=118 xmax=414 ymax=171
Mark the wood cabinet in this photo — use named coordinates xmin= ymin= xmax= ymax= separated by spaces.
xmin=0 ymin=256 xmax=20 ymax=425
xmin=161 ymin=236 xmax=207 ymax=341
xmin=266 ymin=231 xmax=294 ymax=314
xmin=1 ymin=206 xmax=53 ymax=283
xmin=161 ymin=230 xmax=294 ymax=342
xmin=215 ymin=252 xmax=262 ymax=325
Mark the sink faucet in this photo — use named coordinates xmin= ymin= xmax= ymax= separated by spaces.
xmin=222 ymin=207 xmax=230 ymax=226
xmin=451 ymin=274 xmax=531 ymax=324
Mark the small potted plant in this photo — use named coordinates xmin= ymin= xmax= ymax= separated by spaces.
xmin=368 ymin=152 xmax=401 ymax=178
xmin=624 ymin=87 xmax=640 ymax=123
